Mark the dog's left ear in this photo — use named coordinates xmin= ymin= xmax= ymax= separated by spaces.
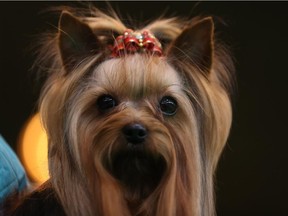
xmin=167 ymin=17 xmax=214 ymax=74
xmin=58 ymin=11 xmax=102 ymax=72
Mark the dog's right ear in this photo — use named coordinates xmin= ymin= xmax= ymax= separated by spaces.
xmin=58 ymin=11 xmax=101 ymax=72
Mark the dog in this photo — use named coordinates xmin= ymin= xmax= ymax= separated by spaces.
xmin=3 ymin=5 xmax=234 ymax=216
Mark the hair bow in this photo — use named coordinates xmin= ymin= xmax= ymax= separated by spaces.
xmin=111 ymin=29 xmax=163 ymax=57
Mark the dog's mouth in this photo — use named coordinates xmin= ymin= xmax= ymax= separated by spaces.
xmin=105 ymin=145 xmax=166 ymax=200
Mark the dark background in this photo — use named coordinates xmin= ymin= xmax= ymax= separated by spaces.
xmin=1 ymin=1 xmax=288 ymax=215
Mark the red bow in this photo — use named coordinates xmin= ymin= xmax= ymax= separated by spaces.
xmin=111 ymin=29 xmax=163 ymax=57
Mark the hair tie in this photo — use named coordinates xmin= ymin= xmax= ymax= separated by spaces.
xmin=111 ymin=29 xmax=163 ymax=57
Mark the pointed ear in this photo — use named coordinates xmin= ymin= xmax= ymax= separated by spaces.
xmin=167 ymin=17 xmax=214 ymax=73
xmin=58 ymin=11 xmax=102 ymax=72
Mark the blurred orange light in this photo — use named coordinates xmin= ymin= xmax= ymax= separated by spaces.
xmin=18 ymin=113 xmax=49 ymax=184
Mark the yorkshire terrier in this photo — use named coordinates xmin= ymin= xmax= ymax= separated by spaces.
xmin=4 ymin=6 xmax=234 ymax=216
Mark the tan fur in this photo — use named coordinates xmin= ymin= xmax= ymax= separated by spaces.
xmin=37 ymin=6 xmax=234 ymax=216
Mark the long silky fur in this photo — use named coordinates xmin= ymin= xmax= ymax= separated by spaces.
xmin=4 ymin=6 xmax=234 ymax=216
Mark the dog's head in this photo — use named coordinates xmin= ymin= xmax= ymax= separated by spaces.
xmin=38 ymin=9 xmax=234 ymax=216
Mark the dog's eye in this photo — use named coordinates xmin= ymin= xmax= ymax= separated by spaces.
xmin=97 ymin=95 xmax=117 ymax=111
xmin=159 ymin=96 xmax=178 ymax=116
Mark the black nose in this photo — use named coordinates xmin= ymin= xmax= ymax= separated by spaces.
xmin=122 ymin=123 xmax=147 ymax=144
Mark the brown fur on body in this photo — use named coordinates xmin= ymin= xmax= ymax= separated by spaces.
xmin=4 ymin=6 xmax=234 ymax=216
xmin=2 ymin=182 xmax=65 ymax=216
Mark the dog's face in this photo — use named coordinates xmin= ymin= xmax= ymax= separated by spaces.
xmin=38 ymin=10 xmax=233 ymax=216
xmin=68 ymin=55 xmax=197 ymax=202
